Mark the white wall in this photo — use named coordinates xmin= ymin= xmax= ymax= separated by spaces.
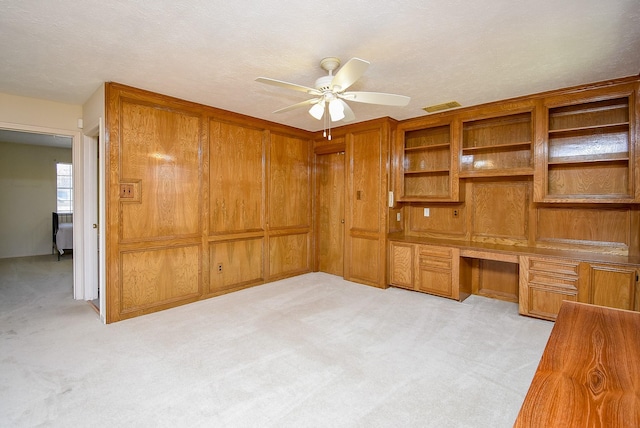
xmin=82 ymin=83 xmax=105 ymax=133
xmin=0 ymin=141 xmax=72 ymax=258
xmin=0 ymin=92 xmax=82 ymax=130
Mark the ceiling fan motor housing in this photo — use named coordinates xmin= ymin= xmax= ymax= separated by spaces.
xmin=315 ymin=57 xmax=342 ymax=93
xmin=314 ymin=75 xmax=334 ymax=92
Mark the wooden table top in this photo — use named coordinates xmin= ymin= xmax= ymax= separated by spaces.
xmin=514 ymin=301 xmax=640 ymax=427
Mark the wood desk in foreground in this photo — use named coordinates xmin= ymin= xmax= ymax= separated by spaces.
xmin=514 ymin=301 xmax=640 ymax=427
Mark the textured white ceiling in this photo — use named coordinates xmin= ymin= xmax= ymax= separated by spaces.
xmin=1 ymin=0 xmax=639 ymax=132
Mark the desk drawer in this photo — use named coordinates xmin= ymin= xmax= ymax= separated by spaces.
xmin=529 ymin=258 xmax=580 ymax=277
xmin=418 ymin=245 xmax=453 ymax=259
xmin=419 ymin=256 xmax=452 ymax=270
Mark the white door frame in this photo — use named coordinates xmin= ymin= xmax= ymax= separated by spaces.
xmin=0 ymin=121 xmax=85 ymax=305
xmin=82 ymin=119 xmax=106 ymax=322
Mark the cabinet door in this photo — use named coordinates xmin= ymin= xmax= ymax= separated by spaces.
xmin=415 ymin=245 xmax=460 ymax=299
xmin=519 ymin=256 xmax=580 ymax=321
xmin=589 ymin=264 xmax=638 ymax=311
xmin=389 ymin=241 xmax=414 ymax=289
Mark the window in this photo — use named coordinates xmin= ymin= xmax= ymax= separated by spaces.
xmin=57 ymin=163 xmax=73 ymax=213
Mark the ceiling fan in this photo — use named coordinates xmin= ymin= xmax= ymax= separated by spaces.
xmin=256 ymin=57 xmax=410 ymax=128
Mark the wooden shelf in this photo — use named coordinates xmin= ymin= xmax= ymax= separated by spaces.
xmin=459 ymin=167 xmax=534 ymax=178
xmin=462 ymin=141 xmax=531 ymax=154
xmin=405 ymin=169 xmax=450 ymax=175
xmin=548 ymin=122 xmax=629 ymax=137
xmin=404 ymin=143 xmax=450 ymax=152
xmin=398 ymin=195 xmax=453 ymax=202
xmin=548 ymin=153 xmax=629 ymax=166
xmin=545 ymin=193 xmax=634 ymax=202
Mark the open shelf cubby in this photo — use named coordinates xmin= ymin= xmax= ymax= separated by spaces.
xmin=461 ymin=112 xmax=533 ymax=176
xmin=402 ymin=124 xmax=452 ymax=199
xmin=546 ymin=96 xmax=632 ymax=199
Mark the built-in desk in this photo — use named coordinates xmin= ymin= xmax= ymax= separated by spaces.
xmin=514 ymin=301 xmax=640 ymax=427
xmin=388 ymin=235 xmax=640 ymax=320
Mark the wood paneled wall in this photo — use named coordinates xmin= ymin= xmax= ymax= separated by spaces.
xmin=405 ymin=178 xmax=639 ymax=255
xmin=105 ymin=83 xmax=312 ymax=322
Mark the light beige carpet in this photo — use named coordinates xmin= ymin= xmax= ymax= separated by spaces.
xmin=0 ymin=255 xmax=553 ymax=427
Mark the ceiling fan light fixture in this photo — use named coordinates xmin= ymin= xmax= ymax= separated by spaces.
xmin=257 ymin=56 xmax=410 ymax=137
xmin=328 ymin=99 xmax=345 ymax=121
xmin=309 ymin=102 xmax=325 ymax=120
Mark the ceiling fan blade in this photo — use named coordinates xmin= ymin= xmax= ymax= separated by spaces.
xmin=256 ymin=77 xmax=322 ymax=96
xmin=341 ymin=91 xmax=410 ymax=106
xmin=330 ymin=58 xmax=369 ymax=91
xmin=272 ymin=98 xmax=321 ymax=114
xmin=340 ymin=100 xmax=355 ymax=122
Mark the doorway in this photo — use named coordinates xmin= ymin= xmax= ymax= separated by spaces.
xmin=0 ymin=121 xmax=104 ymax=319
xmin=315 ymin=151 xmax=345 ymax=276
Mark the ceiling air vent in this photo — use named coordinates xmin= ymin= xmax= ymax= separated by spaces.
xmin=423 ymin=101 xmax=461 ymax=113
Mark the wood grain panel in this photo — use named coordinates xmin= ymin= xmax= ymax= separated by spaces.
xmin=348 ymin=236 xmax=380 ymax=284
xmin=389 ymin=241 xmax=413 ymax=288
xmin=404 ymin=174 xmax=450 ymax=199
xmin=537 ymin=207 xmax=630 ymax=247
xmin=548 ymin=97 xmax=629 ymax=130
xmin=404 ymin=125 xmax=450 ymax=148
xmin=316 ymin=152 xmax=344 ymax=276
xmin=120 ymin=101 xmax=201 ymax=241
xmin=548 ymin=130 xmax=629 ymax=159
xmin=405 ymin=147 xmax=450 ymax=171
xmin=269 ymin=133 xmax=311 ymax=228
xmin=548 ymin=162 xmax=629 ymax=196
xmin=351 ymin=129 xmax=381 ymax=232
xmin=408 ymin=205 xmax=466 ymax=235
xmin=460 ymin=147 xmax=531 ymax=172
xmin=462 ymin=112 xmax=532 ymax=149
xmin=269 ymin=233 xmax=309 ymax=278
xmin=474 ymin=259 xmax=519 ymax=302
xmin=471 ymin=180 xmax=530 ymax=241
xmin=209 ymin=120 xmax=264 ymax=234
xmin=209 ymin=238 xmax=264 ymax=293
xmin=121 ymin=245 xmax=200 ymax=313
xmin=388 ymin=207 xmax=403 ymax=234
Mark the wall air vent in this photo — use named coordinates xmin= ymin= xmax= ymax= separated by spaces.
xmin=423 ymin=101 xmax=461 ymax=113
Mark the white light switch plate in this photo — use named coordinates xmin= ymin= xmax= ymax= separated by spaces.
xmin=424 ymin=208 xmax=430 ymax=217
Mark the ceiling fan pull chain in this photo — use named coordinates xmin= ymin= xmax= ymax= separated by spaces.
xmin=326 ymin=102 xmax=332 ymax=140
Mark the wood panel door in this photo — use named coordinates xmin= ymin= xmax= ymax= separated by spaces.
xmin=589 ymin=263 xmax=638 ymax=311
xmin=345 ymin=125 xmax=389 ymax=288
xmin=315 ymin=152 xmax=344 ymax=276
